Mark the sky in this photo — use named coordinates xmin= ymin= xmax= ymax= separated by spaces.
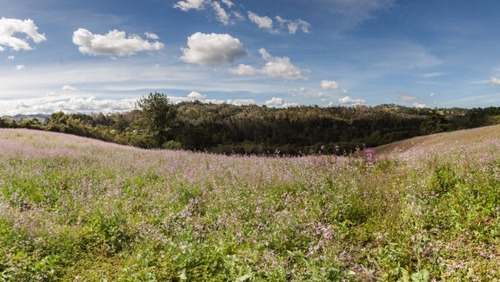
xmin=2 ymin=0 xmax=500 ymax=115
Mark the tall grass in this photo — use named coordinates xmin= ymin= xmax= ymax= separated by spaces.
xmin=0 ymin=128 xmax=498 ymax=281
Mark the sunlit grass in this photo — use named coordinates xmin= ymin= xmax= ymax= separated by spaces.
xmin=0 ymin=128 xmax=498 ymax=281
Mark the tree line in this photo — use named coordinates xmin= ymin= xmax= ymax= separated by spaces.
xmin=2 ymin=93 xmax=500 ymax=155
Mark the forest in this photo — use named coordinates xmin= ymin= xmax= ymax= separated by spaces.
xmin=2 ymin=93 xmax=500 ymax=155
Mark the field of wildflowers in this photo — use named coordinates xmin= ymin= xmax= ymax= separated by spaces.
xmin=0 ymin=128 xmax=498 ymax=281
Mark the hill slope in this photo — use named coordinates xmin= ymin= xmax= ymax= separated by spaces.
xmin=0 ymin=128 xmax=498 ymax=280
xmin=376 ymin=124 xmax=500 ymax=155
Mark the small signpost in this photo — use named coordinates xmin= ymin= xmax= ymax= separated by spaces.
xmin=364 ymin=148 xmax=376 ymax=166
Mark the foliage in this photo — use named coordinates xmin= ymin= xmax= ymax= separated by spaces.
xmin=135 ymin=92 xmax=177 ymax=147
xmin=0 ymin=127 xmax=498 ymax=280
xmin=5 ymin=100 xmax=500 ymax=155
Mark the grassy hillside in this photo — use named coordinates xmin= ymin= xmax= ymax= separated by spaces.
xmin=0 ymin=128 xmax=498 ymax=280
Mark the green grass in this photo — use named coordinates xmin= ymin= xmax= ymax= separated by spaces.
xmin=0 ymin=128 xmax=498 ymax=281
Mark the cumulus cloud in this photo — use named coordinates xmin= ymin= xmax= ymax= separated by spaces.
xmin=40 ymin=97 xmax=136 ymax=113
xmin=204 ymin=98 xmax=256 ymax=106
xmin=145 ymin=32 xmax=160 ymax=40
xmin=0 ymin=17 xmax=46 ymax=52
xmin=339 ymin=96 xmax=366 ymax=105
xmin=0 ymin=96 xmax=138 ymax=115
xmin=72 ymin=28 xmax=164 ymax=57
xmin=413 ymin=102 xmax=427 ymax=108
xmin=7 ymin=55 xmax=14 ymax=60
xmin=15 ymin=65 xmax=25 ymax=70
xmin=180 ymin=32 xmax=247 ymax=66
xmin=321 ymin=80 xmax=340 ymax=90
xmin=187 ymin=91 xmax=207 ymax=100
xmin=62 ymin=85 xmax=78 ymax=91
xmin=490 ymin=77 xmax=500 ymax=85
xmin=173 ymin=0 xmax=207 ymax=11
xmin=264 ymin=97 xmax=298 ymax=108
xmin=229 ymin=48 xmax=305 ymax=80
xmin=265 ymin=97 xmax=284 ymax=107
xmin=259 ymin=48 xmax=305 ymax=80
xmin=275 ymin=16 xmax=311 ymax=34
xmin=248 ymin=11 xmax=274 ymax=31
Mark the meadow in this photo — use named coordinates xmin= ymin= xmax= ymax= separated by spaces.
xmin=0 ymin=127 xmax=498 ymax=281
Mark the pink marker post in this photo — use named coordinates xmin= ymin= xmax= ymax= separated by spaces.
xmin=364 ymin=148 xmax=376 ymax=166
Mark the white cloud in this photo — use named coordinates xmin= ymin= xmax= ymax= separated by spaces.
xmin=0 ymin=17 xmax=46 ymax=52
xmin=339 ymin=96 xmax=366 ymax=105
xmin=227 ymin=99 xmax=256 ymax=106
xmin=72 ymin=28 xmax=164 ymax=57
xmin=221 ymin=0 xmax=234 ymax=8
xmin=490 ymin=77 xmax=500 ymax=85
xmin=264 ymin=97 xmax=298 ymax=108
xmin=35 ymin=97 xmax=137 ymax=114
xmin=321 ymin=80 xmax=340 ymax=90
xmin=259 ymin=48 xmax=273 ymax=61
xmin=232 ymin=11 xmax=245 ymax=21
xmin=7 ymin=56 xmax=14 ymax=60
xmin=211 ymin=2 xmax=231 ymax=25
xmin=0 ymin=96 xmax=138 ymax=115
xmin=265 ymin=97 xmax=284 ymax=107
xmin=229 ymin=64 xmax=258 ymax=76
xmin=342 ymin=89 xmax=349 ymax=94
xmin=15 ymin=65 xmax=25 ymax=70
xmin=413 ymin=102 xmax=427 ymax=108
xmin=187 ymin=91 xmax=206 ymax=100
xmin=275 ymin=16 xmax=311 ymax=34
xmin=204 ymin=98 xmax=256 ymax=106
xmin=145 ymin=32 xmax=160 ymax=40
xmin=430 ymin=92 xmax=435 ymax=97
xmin=62 ymin=85 xmax=78 ymax=91
xmin=180 ymin=32 xmax=247 ymax=66
xmin=229 ymin=48 xmax=305 ymax=80
xmin=174 ymin=0 xmax=207 ymax=11
xmin=259 ymin=48 xmax=305 ymax=80
xmin=248 ymin=11 xmax=274 ymax=30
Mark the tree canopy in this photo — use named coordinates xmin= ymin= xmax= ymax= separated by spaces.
xmin=5 ymin=99 xmax=500 ymax=155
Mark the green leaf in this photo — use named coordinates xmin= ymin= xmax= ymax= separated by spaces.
xmin=236 ymin=274 xmax=252 ymax=281
xmin=411 ymin=269 xmax=430 ymax=282
xmin=178 ymin=269 xmax=187 ymax=280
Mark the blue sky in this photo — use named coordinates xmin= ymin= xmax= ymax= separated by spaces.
xmin=2 ymin=0 xmax=500 ymax=115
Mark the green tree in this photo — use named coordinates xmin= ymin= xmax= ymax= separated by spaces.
xmin=136 ymin=92 xmax=177 ymax=147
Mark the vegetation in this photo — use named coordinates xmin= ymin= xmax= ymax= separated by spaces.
xmin=0 ymin=127 xmax=498 ymax=280
xmin=4 ymin=93 xmax=500 ymax=155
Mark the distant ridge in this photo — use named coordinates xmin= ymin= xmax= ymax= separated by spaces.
xmin=2 ymin=114 xmax=50 ymax=121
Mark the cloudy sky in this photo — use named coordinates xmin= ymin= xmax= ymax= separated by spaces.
xmin=2 ymin=0 xmax=500 ymax=115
